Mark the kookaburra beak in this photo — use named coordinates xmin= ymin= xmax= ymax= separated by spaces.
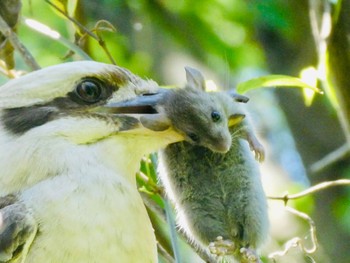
xmin=103 ymin=88 xmax=169 ymax=114
xmin=103 ymin=87 xmax=249 ymax=114
xmin=102 ymin=88 xmax=249 ymax=132
xmin=101 ymin=88 xmax=171 ymax=132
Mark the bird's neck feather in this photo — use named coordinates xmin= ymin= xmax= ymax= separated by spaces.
xmin=0 ymin=129 xmax=181 ymax=195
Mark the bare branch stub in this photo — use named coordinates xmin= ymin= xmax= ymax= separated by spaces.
xmin=0 ymin=13 xmax=40 ymax=71
xmin=268 ymin=179 xmax=350 ymax=204
xmin=268 ymin=206 xmax=318 ymax=262
xmin=310 ymin=144 xmax=350 ymax=173
xmin=0 ymin=0 xmax=22 ymax=69
xmin=267 ymin=179 xmax=350 ymax=261
xmin=0 ymin=0 xmax=40 ymax=70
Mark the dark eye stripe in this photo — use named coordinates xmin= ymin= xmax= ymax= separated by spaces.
xmin=2 ymin=106 xmax=56 ymax=135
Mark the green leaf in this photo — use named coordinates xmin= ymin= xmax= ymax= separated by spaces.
xmin=93 ymin=20 xmax=117 ymax=35
xmin=67 ymin=0 xmax=78 ymax=17
xmin=236 ymin=75 xmax=323 ymax=94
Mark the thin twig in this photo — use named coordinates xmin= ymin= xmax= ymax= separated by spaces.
xmin=285 ymin=207 xmax=318 ymax=254
xmin=0 ymin=60 xmax=17 ymax=78
xmin=23 ymin=18 xmax=92 ymax=61
xmin=164 ymin=198 xmax=182 ymax=263
xmin=45 ymin=0 xmax=96 ymax=39
xmin=157 ymin=242 xmax=175 ymax=263
xmin=308 ymin=0 xmax=321 ymax=52
xmin=90 ymin=20 xmax=117 ymax=64
xmin=44 ymin=0 xmax=116 ymax=64
xmin=141 ymin=193 xmax=174 ymax=261
xmin=268 ymin=179 xmax=350 ymax=205
xmin=0 ymin=14 xmax=40 ymax=70
xmin=310 ymin=144 xmax=350 ymax=173
xmin=268 ymin=206 xmax=317 ymax=262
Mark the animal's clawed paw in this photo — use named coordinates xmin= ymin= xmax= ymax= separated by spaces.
xmin=240 ymin=247 xmax=262 ymax=263
xmin=208 ymin=236 xmax=235 ymax=256
xmin=247 ymin=134 xmax=265 ymax=162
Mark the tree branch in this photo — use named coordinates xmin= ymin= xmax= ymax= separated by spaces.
xmin=310 ymin=144 xmax=350 ymax=173
xmin=268 ymin=206 xmax=317 ymax=262
xmin=0 ymin=13 xmax=40 ymax=71
xmin=268 ymin=179 xmax=350 ymax=204
xmin=23 ymin=18 xmax=92 ymax=61
xmin=44 ymin=0 xmax=116 ymax=65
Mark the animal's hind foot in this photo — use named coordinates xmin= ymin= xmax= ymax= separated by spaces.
xmin=208 ymin=236 xmax=235 ymax=256
xmin=240 ymin=247 xmax=262 ymax=263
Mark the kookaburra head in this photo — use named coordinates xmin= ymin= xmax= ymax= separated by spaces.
xmin=1 ymin=60 xmax=164 ymax=140
xmin=0 ymin=61 xmax=184 ymax=195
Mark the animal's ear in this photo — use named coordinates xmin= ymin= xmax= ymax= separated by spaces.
xmin=227 ymin=90 xmax=249 ymax=103
xmin=140 ymin=114 xmax=171 ymax=131
xmin=185 ymin=67 xmax=206 ymax=91
xmin=228 ymin=114 xmax=245 ymax=127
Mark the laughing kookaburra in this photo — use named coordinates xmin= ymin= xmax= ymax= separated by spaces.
xmin=0 ymin=61 xmax=184 ymax=263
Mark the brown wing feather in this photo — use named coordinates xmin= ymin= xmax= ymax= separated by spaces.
xmin=0 ymin=195 xmax=37 ymax=263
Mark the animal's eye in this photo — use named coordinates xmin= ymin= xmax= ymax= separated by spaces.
xmin=188 ymin=133 xmax=200 ymax=143
xmin=211 ymin=111 xmax=221 ymax=122
xmin=76 ymin=79 xmax=102 ymax=103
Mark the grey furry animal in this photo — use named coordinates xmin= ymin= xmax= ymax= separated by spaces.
xmin=158 ymin=68 xmax=269 ymax=262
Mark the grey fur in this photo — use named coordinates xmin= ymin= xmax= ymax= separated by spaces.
xmin=160 ymin=124 xmax=268 ymax=246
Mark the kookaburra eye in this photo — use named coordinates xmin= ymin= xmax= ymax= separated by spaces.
xmin=76 ymin=80 xmax=102 ymax=103
xmin=211 ymin=111 xmax=221 ymax=122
